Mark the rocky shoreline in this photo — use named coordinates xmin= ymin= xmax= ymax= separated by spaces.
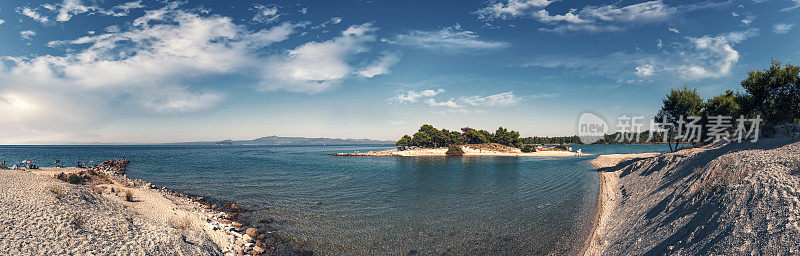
xmin=2 ymin=158 xmax=311 ymax=256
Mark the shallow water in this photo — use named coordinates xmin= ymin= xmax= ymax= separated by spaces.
xmin=0 ymin=144 xmax=671 ymax=255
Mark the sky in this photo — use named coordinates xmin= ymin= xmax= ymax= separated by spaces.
xmin=0 ymin=0 xmax=798 ymax=144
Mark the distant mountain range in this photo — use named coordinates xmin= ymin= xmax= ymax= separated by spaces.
xmin=172 ymin=136 xmax=394 ymax=146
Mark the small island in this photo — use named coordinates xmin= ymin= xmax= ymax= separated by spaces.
xmin=332 ymin=125 xmax=586 ymax=157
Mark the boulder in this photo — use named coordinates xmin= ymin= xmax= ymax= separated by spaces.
xmin=245 ymin=227 xmax=259 ymax=238
xmin=252 ymin=246 xmax=266 ymax=254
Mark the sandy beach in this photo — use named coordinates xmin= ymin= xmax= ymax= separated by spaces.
xmin=333 ymin=144 xmax=588 ymax=157
xmin=584 ymin=137 xmax=800 ymax=255
xmin=0 ymin=162 xmax=283 ymax=256
xmin=583 ymin=153 xmax=661 ymax=256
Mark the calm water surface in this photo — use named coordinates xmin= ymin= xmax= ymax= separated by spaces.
xmin=0 ymin=144 xmax=671 ymax=255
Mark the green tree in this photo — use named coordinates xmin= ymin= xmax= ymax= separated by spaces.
xmin=465 ymin=129 xmax=488 ymax=144
xmin=445 ymin=145 xmax=465 ymax=156
xmin=395 ymin=135 xmax=413 ymax=147
xmin=658 ymin=85 xmax=704 ymax=152
xmin=448 ymin=131 xmax=467 ymax=145
xmin=704 ymin=90 xmax=741 ymax=117
xmin=432 ymin=129 xmax=450 ymax=147
xmin=740 ymin=59 xmax=800 ymax=125
xmin=411 ymin=131 xmax=432 ymax=147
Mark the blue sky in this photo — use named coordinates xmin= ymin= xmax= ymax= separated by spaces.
xmin=0 ymin=0 xmax=798 ymax=144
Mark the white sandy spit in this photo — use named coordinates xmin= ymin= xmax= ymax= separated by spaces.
xmin=334 ymin=144 xmax=587 ymax=157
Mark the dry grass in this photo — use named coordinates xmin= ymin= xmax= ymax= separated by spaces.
xmin=694 ymin=156 xmax=747 ymax=195
xmin=790 ymin=160 xmax=800 ymax=176
xmin=47 ymin=185 xmax=66 ymax=200
xmin=168 ymin=215 xmax=192 ymax=241
xmin=91 ymin=185 xmax=104 ymax=194
xmin=124 ymin=190 xmax=133 ymax=202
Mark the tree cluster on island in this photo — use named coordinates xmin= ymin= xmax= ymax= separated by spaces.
xmin=395 ymin=125 xmax=523 ymax=148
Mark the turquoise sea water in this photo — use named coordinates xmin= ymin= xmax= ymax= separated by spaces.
xmin=0 ymin=144 xmax=671 ymax=255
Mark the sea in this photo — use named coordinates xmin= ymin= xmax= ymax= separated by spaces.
xmin=0 ymin=144 xmax=671 ymax=255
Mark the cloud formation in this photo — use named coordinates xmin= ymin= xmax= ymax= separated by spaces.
xmin=391 ymin=24 xmax=510 ymax=51
xmin=259 ymin=23 xmax=392 ymax=93
xmin=773 ymin=23 xmax=795 ymax=34
xmin=16 ymin=0 xmax=146 ymax=23
xmin=392 ymin=90 xmax=520 ymax=111
xmin=476 ymin=0 xmax=724 ymax=33
xmin=1 ymin=3 xmax=391 ymax=142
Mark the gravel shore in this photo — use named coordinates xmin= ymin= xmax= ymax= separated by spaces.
xmin=0 ymin=169 xmax=221 ymax=255
xmin=586 ymin=137 xmax=800 ymax=255
xmin=1 ymin=162 xmax=284 ymax=256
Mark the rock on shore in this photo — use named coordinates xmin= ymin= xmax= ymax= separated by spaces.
xmin=588 ymin=137 xmax=800 ymax=255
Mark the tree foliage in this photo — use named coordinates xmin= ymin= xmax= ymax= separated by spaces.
xmin=740 ymin=59 xmax=800 ymax=125
xmin=395 ymin=125 xmax=523 ymax=148
xmin=445 ymin=145 xmax=465 ymax=156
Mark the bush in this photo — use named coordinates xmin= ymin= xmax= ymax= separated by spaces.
xmin=67 ymin=174 xmax=81 ymax=184
xmin=445 ymin=145 xmax=465 ymax=156
xmin=555 ymin=145 xmax=568 ymax=151
xmin=48 ymin=185 xmax=65 ymax=200
xmin=70 ymin=214 xmax=86 ymax=230
xmin=124 ymin=190 xmax=134 ymax=202
xmin=521 ymin=145 xmax=535 ymax=153
xmin=791 ymin=161 xmax=800 ymax=176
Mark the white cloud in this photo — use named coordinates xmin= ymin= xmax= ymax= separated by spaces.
xmin=676 ymin=30 xmax=758 ymax=80
xmin=460 ymin=92 xmax=519 ymax=106
xmin=425 ymin=98 xmax=461 ymax=108
xmin=0 ymin=20 xmax=5 ymax=25
xmin=20 ymin=30 xmax=36 ymax=40
xmin=474 ymin=0 xmax=555 ymax=20
xmin=252 ymin=4 xmax=279 ymax=24
xmin=780 ymin=0 xmax=800 ymax=12
xmin=477 ymin=0 xmax=722 ymax=33
xmin=773 ymin=23 xmax=795 ymax=34
xmin=19 ymin=0 xmax=146 ymax=23
xmin=358 ymin=53 xmax=401 ymax=78
xmin=393 ymin=90 xmax=522 ymax=110
xmin=392 ymin=24 xmax=509 ymax=51
xmin=259 ymin=23 xmax=382 ymax=93
xmin=56 ymin=0 xmax=91 ymax=22
xmin=18 ymin=7 xmax=49 ymax=23
xmin=97 ymin=1 xmax=146 ymax=17
xmin=312 ymin=16 xmax=345 ymax=29
xmin=656 ymin=38 xmax=663 ymax=48
xmin=519 ymin=29 xmax=756 ymax=82
xmin=635 ymin=64 xmax=655 ymax=77
xmin=668 ymin=27 xmax=680 ymax=33
xmin=0 ymin=5 xmax=387 ymax=141
xmin=740 ymin=12 xmax=755 ymax=25
xmin=393 ymin=89 xmax=444 ymax=103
